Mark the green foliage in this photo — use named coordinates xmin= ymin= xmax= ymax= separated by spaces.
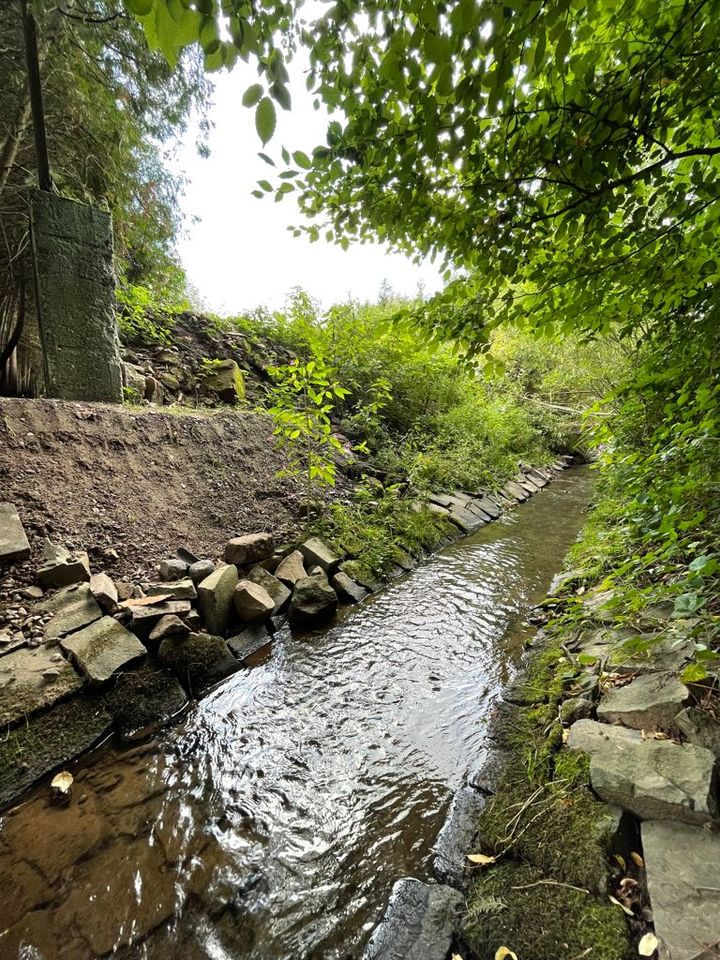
xmin=115 ymin=273 xmax=188 ymax=346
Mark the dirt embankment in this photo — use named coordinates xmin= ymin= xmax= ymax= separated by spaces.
xmin=0 ymin=398 xmax=335 ymax=582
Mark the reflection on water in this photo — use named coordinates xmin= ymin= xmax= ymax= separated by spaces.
xmin=0 ymin=469 xmax=593 ymax=960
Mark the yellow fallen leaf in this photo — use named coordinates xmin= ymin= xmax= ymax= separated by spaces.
xmin=50 ymin=771 xmax=73 ymax=793
xmin=562 ymin=728 xmax=570 ymax=744
xmin=630 ymin=851 xmax=645 ymax=868
xmin=467 ymin=853 xmax=497 ymax=865
xmin=451 ymin=955 xmax=464 ymax=960
xmin=614 ymin=854 xmax=626 ymax=870
xmin=609 ymin=894 xmax=634 ymax=917
xmin=638 ymin=932 xmax=658 ymax=956
xmin=495 ymin=949 xmax=518 ymax=960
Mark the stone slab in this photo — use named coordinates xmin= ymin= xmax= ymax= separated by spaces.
xmin=128 ymin=599 xmax=192 ymax=642
xmin=446 ymin=505 xmax=485 ymax=534
xmin=676 ymin=707 xmax=720 ymax=757
xmin=468 ymin=747 xmax=510 ymax=795
xmin=104 ymin=663 xmax=188 ymax=742
xmin=42 ymin=582 xmax=102 ymax=643
xmin=152 ymin=577 xmax=197 ymax=601
xmin=642 ymin=819 xmax=720 ymax=960
xmin=0 ymin=644 xmax=84 ymax=726
xmin=503 ymin=480 xmax=529 ymax=502
xmin=597 ymin=673 xmax=689 ymax=730
xmin=61 ymin=616 xmax=146 ymax=685
xmin=227 ymin=625 xmax=272 ymax=662
xmin=197 ymin=564 xmax=238 ymax=635
xmin=0 ymin=502 xmax=31 ymax=562
xmin=246 ymin=565 xmax=291 ymax=614
xmin=362 ymin=878 xmax=463 ymax=960
xmin=432 ymin=786 xmax=487 ymax=888
xmin=299 ymin=536 xmax=341 ymax=574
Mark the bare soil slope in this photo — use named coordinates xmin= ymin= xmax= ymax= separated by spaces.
xmin=0 ymin=398 xmax=316 ymax=580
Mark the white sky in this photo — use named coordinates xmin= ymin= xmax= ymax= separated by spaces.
xmin=171 ymin=60 xmax=443 ymax=314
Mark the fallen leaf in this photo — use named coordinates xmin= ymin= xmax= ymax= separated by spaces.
xmin=451 ymin=955 xmax=464 ymax=960
xmin=468 ymin=853 xmax=498 ymax=866
xmin=614 ymin=854 xmax=626 ymax=870
xmin=495 ymin=949 xmax=518 ymax=960
xmin=630 ymin=851 xmax=645 ymax=868
xmin=562 ymin=728 xmax=570 ymax=744
xmin=609 ymin=894 xmax=634 ymax=916
xmin=638 ymin=932 xmax=658 ymax=956
xmin=51 ymin=771 xmax=73 ymax=793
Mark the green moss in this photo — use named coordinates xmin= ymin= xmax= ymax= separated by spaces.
xmin=554 ymin=748 xmax=591 ymax=789
xmin=461 ymin=861 xmax=632 ymax=960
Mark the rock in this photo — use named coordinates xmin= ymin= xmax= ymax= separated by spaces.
xmin=567 ymin=719 xmax=718 ymax=824
xmin=37 ymin=540 xmax=90 ymax=589
xmin=0 ymin=645 xmax=84 ymax=726
xmin=104 ymin=664 xmax=188 ymax=742
xmin=275 ymin=549 xmax=307 ymax=587
xmin=20 ymin=585 xmax=44 ymax=600
xmin=201 ymin=358 xmax=245 ymax=403
xmin=41 ymin=582 xmax=102 ymax=643
xmin=299 ymin=537 xmax=341 ymax=575
xmin=246 ymin=565 xmax=291 ymax=614
xmin=188 ymin=559 xmax=215 ymax=584
xmin=576 ymin=626 xmax=695 ymax=675
xmin=446 ymin=504 xmax=485 ymax=534
xmin=61 ymin=616 xmax=146 ymax=685
xmin=503 ymin=480 xmax=530 ymax=502
xmin=0 ymin=502 xmax=31 ymax=562
xmin=597 ymin=672 xmax=689 ymax=730
xmin=234 ymin=579 xmax=275 ymax=623
xmin=526 ymin=469 xmax=548 ymax=487
xmin=288 ymin=573 xmax=338 ymax=628
xmin=158 ymin=558 xmax=188 ymax=581
xmin=560 ymin=696 xmax=594 ymax=725
xmin=227 ymin=624 xmax=272 ymax=662
xmin=144 ymin=375 xmax=163 ymax=403
xmin=158 ymin=632 xmax=239 ymax=693
xmin=224 ymin=532 xmax=275 ymax=566
xmin=148 ymin=614 xmax=189 ymax=644
xmin=331 ymin=570 xmax=368 ymax=604
xmin=432 ymin=786 xmax=487 ymax=888
xmin=128 ymin=599 xmax=192 ymax=642
xmin=469 ymin=747 xmax=510 ymax=795
xmin=641 ymin=820 xmax=720 ymax=960
xmin=89 ymin=572 xmax=118 ymax=612
xmin=197 ymin=564 xmax=238 ymax=635
xmin=121 ymin=361 xmax=146 ymax=399
xmin=152 ymin=577 xmax=197 ymax=601
xmin=471 ymin=495 xmax=502 ymax=519
xmin=676 ymin=706 xmax=720 ymax=757
xmin=362 ymin=878 xmax=463 ymax=960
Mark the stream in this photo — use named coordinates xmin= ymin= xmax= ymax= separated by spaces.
xmin=0 ymin=468 xmax=593 ymax=960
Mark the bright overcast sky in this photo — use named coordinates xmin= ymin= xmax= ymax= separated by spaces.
xmin=171 ymin=59 xmax=443 ymax=315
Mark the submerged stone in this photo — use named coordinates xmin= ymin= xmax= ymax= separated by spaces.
xmin=105 ymin=663 xmax=188 ymax=742
xmin=363 ymin=878 xmax=463 ymax=960
xmin=227 ymin=624 xmax=272 ymax=662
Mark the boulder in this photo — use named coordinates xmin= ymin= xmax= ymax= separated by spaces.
xmin=89 ymin=572 xmax=118 ymax=612
xmin=0 ymin=502 xmax=31 ymax=562
xmin=246 ymin=565 xmax=291 ymax=614
xmin=152 ymin=577 xmax=197 ymax=601
xmin=104 ymin=664 xmax=188 ymax=742
xmin=676 ymin=706 xmax=720 ymax=757
xmin=432 ymin=787 xmax=487 ymax=888
xmin=158 ymin=558 xmax=188 ymax=581
xmin=567 ymin=719 xmax=718 ymax=824
xmin=227 ymin=624 xmax=272 ymax=663
xmin=61 ymin=617 xmax=147 ymax=685
xmin=41 ymin=583 xmax=102 ymax=643
xmin=233 ymin=579 xmax=275 ymax=623
xmin=363 ymin=878 xmax=463 ymax=960
xmin=158 ymin=632 xmax=239 ymax=693
xmin=197 ymin=564 xmax=238 ymax=635
xmin=144 ymin=375 xmax=163 ymax=404
xmin=299 ymin=537 xmax=341 ymax=575
xmin=331 ymin=570 xmax=368 ymax=604
xmin=0 ymin=645 xmax=84 ymax=726
xmin=188 ymin=559 xmax=215 ymax=584
xmin=200 ymin=358 xmax=245 ymax=403
xmin=37 ymin=540 xmax=90 ymax=589
xmin=127 ymin=599 xmax=192 ymax=642
xmin=288 ymin=573 xmax=338 ymax=628
xmin=597 ymin=672 xmax=689 ymax=730
xmin=148 ymin=614 xmax=189 ymax=645
xmin=275 ymin=549 xmax=307 ymax=587
xmin=642 ymin=820 xmax=720 ymax=960
xmin=224 ymin=533 xmax=275 ymax=566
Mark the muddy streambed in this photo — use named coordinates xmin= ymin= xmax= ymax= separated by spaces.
xmin=0 ymin=469 xmax=593 ymax=960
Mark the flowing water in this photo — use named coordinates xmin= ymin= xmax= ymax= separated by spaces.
xmin=0 ymin=468 xmax=593 ymax=960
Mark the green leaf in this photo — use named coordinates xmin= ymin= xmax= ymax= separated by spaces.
xmin=293 ymin=150 xmax=312 ymax=169
xmin=681 ymin=662 xmax=709 ymax=684
xmin=255 ymin=97 xmax=277 ymax=145
xmin=271 ymin=82 xmax=292 ymax=111
xmin=242 ymin=83 xmax=264 ymax=107
xmin=125 ymin=0 xmax=154 ymax=15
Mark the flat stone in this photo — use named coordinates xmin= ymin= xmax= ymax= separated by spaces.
xmin=676 ymin=706 xmax=720 ymax=757
xmin=128 ymin=599 xmax=192 ymax=642
xmin=227 ymin=624 xmax=272 ymax=662
xmin=503 ymin=480 xmax=529 ymax=502
xmin=363 ymin=878 xmax=463 ymax=960
xmin=89 ymin=571 xmax=118 ymax=611
xmin=197 ymin=564 xmax=238 ymax=634
xmin=568 ymin=719 xmax=718 ymax=824
xmin=41 ymin=582 xmax=102 ymax=643
xmin=158 ymin=631 xmax=239 ymax=693
xmin=289 ymin=572 xmax=338 ymax=628
xmin=446 ymin=505 xmax=485 ymax=534
xmin=576 ymin=626 xmax=695 ymax=675
xmin=332 ymin=570 xmax=368 ymax=604
xmin=428 ymin=493 xmax=453 ymax=508
xmin=642 ymin=819 xmax=720 ymax=960
xmin=224 ymin=532 xmax=275 ymax=566
xmin=299 ymin=536 xmax=341 ymax=574
xmin=152 ymin=577 xmax=197 ymax=600
xmin=234 ymin=579 xmax=275 ymax=622
xmin=158 ymin=558 xmax=188 ymax=581
xmin=148 ymin=613 xmax=189 ymax=644
xmin=247 ymin=565 xmax=291 ymax=614
xmin=188 ymin=559 xmax=215 ymax=584
xmin=61 ymin=616 xmax=146 ymax=685
xmin=432 ymin=786 xmax=487 ymax=887
xmin=37 ymin=542 xmax=91 ymax=590
xmin=275 ymin=549 xmax=307 ymax=587
xmin=468 ymin=747 xmax=510 ymax=795
xmin=597 ymin=673 xmax=689 ymax=730
xmin=526 ymin=469 xmax=548 ymax=487
xmin=0 ymin=644 xmax=84 ymax=726
xmin=0 ymin=502 xmax=31 ymax=562
xmin=473 ymin=495 xmax=502 ymax=519
xmin=104 ymin=663 xmax=188 ymax=742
